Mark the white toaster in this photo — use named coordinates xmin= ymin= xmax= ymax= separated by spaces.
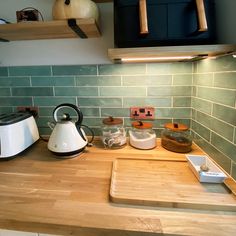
xmin=0 ymin=112 xmax=39 ymax=158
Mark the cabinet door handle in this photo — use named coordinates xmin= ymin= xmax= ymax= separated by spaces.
xmin=195 ymin=0 xmax=208 ymax=32
xmin=139 ymin=0 xmax=149 ymax=34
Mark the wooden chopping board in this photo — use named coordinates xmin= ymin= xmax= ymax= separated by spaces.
xmin=110 ymin=158 xmax=236 ymax=211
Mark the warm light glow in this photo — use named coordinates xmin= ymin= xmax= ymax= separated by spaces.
xmin=121 ymin=56 xmax=196 ymax=62
xmin=233 ymin=54 xmax=236 ymax=58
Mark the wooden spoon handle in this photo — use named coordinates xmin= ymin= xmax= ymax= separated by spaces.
xmin=139 ymin=0 xmax=149 ymax=35
xmin=195 ymin=0 xmax=208 ymax=32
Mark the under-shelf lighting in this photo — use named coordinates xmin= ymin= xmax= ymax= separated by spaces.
xmin=233 ymin=54 xmax=236 ymax=58
xmin=121 ymin=55 xmax=196 ymax=63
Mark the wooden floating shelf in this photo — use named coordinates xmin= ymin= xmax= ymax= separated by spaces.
xmin=108 ymin=44 xmax=236 ymax=63
xmin=0 ymin=18 xmax=100 ymax=41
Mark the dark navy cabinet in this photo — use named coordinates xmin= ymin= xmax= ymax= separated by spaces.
xmin=114 ymin=0 xmax=216 ymax=48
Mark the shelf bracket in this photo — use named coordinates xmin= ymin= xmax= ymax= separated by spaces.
xmin=68 ymin=19 xmax=87 ymax=39
xmin=0 ymin=38 xmax=9 ymax=42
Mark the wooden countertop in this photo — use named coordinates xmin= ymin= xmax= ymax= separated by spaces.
xmin=0 ymin=139 xmax=235 ymax=236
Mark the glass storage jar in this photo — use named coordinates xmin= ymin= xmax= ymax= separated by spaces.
xmin=101 ymin=116 xmax=126 ymax=149
xmin=161 ymin=123 xmax=192 ymax=153
xmin=129 ymin=121 xmax=156 ymax=150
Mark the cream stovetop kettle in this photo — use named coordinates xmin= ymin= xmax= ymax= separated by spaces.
xmin=47 ymin=103 xmax=94 ymax=157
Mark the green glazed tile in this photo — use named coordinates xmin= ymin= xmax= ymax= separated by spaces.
xmin=196 ymin=58 xmax=216 ymax=73
xmin=80 ymin=108 xmax=100 ymax=117
xmin=212 ymin=104 xmax=236 ymax=126
xmin=197 ymin=55 xmax=236 ymax=73
xmin=147 ymin=62 xmax=192 ymax=74
xmin=38 ymin=127 xmax=52 ymax=136
xmin=52 ymin=65 xmax=97 ymax=76
xmin=148 ymin=86 xmax=192 ymax=96
xmin=31 ymin=76 xmax=75 ymax=86
xmin=195 ymin=111 xmax=212 ymax=128
xmin=38 ymin=107 xmax=54 ymax=116
xmin=196 ymin=108 xmax=234 ymax=142
xmin=173 ymin=74 xmax=192 ymax=85
xmin=192 ymin=86 xmax=197 ymax=96
xmin=191 ymin=97 xmax=212 ymax=114
xmin=82 ymin=117 xmax=103 ymax=126
xmin=193 ymin=132 xmax=231 ymax=173
xmin=234 ymin=129 xmax=236 ymax=144
xmin=192 ymin=109 xmax=196 ymax=120
xmin=215 ymin=55 xmax=236 ymax=72
xmin=55 ymin=87 xmax=98 ymax=96
xmin=12 ymin=87 xmax=53 ymax=96
xmin=0 ymin=107 xmax=13 ymax=114
xmin=0 ymin=67 xmax=8 ymax=76
xmin=197 ymin=87 xmax=236 ymax=107
xmin=0 ymin=77 xmax=30 ymax=87
xmin=0 ymin=88 xmax=11 ymax=96
xmin=232 ymin=162 xmax=236 ymax=180
xmin=101 ymin=108 xmax=129 ymax=117
xmin=76 ymin=76 xmax=121 ymax=86
xmin=34 ymin=97 xmax=76 ymax=106
xmin=193 ymin=73 xmax=213 ymax=86
xmin=123 ymin=97 xmax=171 ymax=107
xmin=211 ymin=132 xmax=236 ymax=162
xmin=123 ymin=75 xmax=172 ymax=86
xmin=36 ymin=117 xmax=52 ymax=127
xmin=98 ymin=64 xmax=146 ymax=75
xmin=173 ymin=97 xmax=191 ymax=107
xmin=192 ymin=120 xmax=210 ymax=141
xmin=214 ymin=72 xmax=236 ymax=89
xmin=78 ymin=97 xmax=122 ymax=107
xmin=100 ymin=87 xmax=146 ymax=97
xmin=0 ymin=97 xmax=32 ymax=106
xmin=9 ymin=66 xmax=51 ymax=76
xmin=156 ymin=108 xmax=191 ymax=118
xmin=210 ymin=118 xmax=234 ymax=142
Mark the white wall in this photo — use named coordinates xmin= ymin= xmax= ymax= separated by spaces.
xmin=0 ymin=0 xmax=235 ymax=66
xmin=0 ymin=0 xmax=114 ymax=66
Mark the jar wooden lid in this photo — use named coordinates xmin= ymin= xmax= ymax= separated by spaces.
xmin=132 ymin=121 xmax=153 ymax=129
xmin=103 ymin=116 xmax=123 ymax=125
xmin=164 ymin=123 xmax=188 ymax=131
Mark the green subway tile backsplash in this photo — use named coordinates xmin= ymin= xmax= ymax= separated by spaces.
xmin=123 ymin=97 xmax=171 ymax=107
xmin=52 ymin=65 xmax=97 ymax=75
xmin=197 ymin=87 xmax=236 ymax=107
xmin=100 ymin=87 xmax=146 ymax=97
xmin=0 ymin=67 xmax=8 ymax=76
xmin=123 ymin=75 xmax=172 ymax=86
xmin=78 ymin=97 xmax=122 ymax=107
xmin=9 ymin=66 xmax=51 ymax=76
xmin=172 ymin=74 xmax=192 ymax=85
xmin=193 ymin=73 xmax=213 ymax=86
xmin=148 ymin=86 xmax=192 ymax=96
xmin=1 ymin=56 xmax=236 ymax=180
xmin=12 ymin=87 xmax=54 ymax=96
xmin=0 ymin=88 xmax=11 ymax=96
xmin=214 ymin=72 xmax=236 ymax=89
xmin=98 ymin=64 xmax=146 ymax=75
xmin=55 ymin=87 xmax=98 ymax=96
xmin=0 ymin=77 xmax=30 ymax=87
xmin=76 ymin=76 xmax=121 ymax=86
xmin=212 ymin=104 xmax=236 ymax=126
xmin=31 ymin=76 xmax=75 ymax=86
xmin=0 ymin=97 xmax=32 ymax=106
xmin=34 ymin=97 xmax=76 ymax=106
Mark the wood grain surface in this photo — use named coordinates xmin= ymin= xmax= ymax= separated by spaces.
xmin=110 ymin=158 xmax=236 ymax=211
xmin=0 ymin=139 xmax=236 ymax=236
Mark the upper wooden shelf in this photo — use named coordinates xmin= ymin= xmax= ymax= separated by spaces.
xmin=0 ymin=18 xmax=100 ymax=42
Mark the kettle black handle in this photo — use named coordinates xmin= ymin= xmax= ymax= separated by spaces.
xmin=53 ymin=103 xmax=83 ymax=126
